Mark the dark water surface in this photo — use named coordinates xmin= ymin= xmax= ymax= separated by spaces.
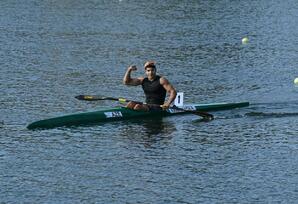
xmin=1 ymin=0 xmax=298 ymax=203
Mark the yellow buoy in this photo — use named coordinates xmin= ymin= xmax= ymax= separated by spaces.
xmin=294 ymin=77 xmax=298 ymax=84
xmin=242 ymin=37 xmax=249 ymax=44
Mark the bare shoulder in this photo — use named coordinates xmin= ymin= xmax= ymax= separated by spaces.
xmin=159 ymin=76 xmax=170 ymax=85
xmin=160 ymin=76 xmax=176 ymax=93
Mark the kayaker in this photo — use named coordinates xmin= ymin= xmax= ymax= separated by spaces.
xmin=123 ymin=61 xmax=177 ymax=111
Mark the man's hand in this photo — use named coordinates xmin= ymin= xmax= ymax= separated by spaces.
xmin=161 ymin=102 xmax=171 ymax=110
xmin=128 ymin=65 xmax=137 ymax=71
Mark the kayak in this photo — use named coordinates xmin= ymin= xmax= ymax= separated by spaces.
xmin=27 ymin=102 xmax=249 ymax=130
xmin=27 ymin=101 xmax=249 ymax=130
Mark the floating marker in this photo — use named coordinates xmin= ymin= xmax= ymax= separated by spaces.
xmin=242 ymin=37 xmax=249 ymax=44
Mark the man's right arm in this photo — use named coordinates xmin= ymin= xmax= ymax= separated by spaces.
xmin=123 ymin=66 xmax=143 ymax=86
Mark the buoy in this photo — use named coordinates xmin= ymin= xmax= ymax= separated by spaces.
xmin=242 ymin=37 xmax=249 ymax=45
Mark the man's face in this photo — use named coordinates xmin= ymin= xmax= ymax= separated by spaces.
xmin=145 ymin=67 xmax=156 ymax=80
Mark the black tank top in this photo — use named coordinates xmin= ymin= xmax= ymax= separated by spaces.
xmin=142 ymin=75 xmax=167 ymax=105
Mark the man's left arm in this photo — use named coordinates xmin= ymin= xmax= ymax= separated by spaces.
xmin=160 ymin=77 xmax=177 ymax=109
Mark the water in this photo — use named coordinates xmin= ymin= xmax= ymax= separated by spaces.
xmin=1 ymin=0 xmax=298 ymax=203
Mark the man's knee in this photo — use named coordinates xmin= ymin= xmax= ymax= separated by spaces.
xmin=134 ymin=104 xmax=149 ymax=111
xmin=133 ymin=104 xmax=142 ymax=110
xmin=126 ymin=102 xmax=136 ymax=109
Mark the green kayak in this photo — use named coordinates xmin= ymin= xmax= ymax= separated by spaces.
xmin=27 ymin=101 xmax=249 ymax=130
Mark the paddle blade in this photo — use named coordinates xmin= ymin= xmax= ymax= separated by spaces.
xmin=184 ymin=110 xmax=213 ymax=120
xmin=75 ymin=95 xmax=97 ymax=101
xmin=75 ymin=95 xmax=114 ymax=101
xmin=171 ymin=106 xmax=214 ymax=121
xmin=196 ymin=111 xmax=214 ymax=121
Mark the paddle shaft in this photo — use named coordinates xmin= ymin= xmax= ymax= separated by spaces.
xmin=75 ymin=95 xmax=140 ymax=104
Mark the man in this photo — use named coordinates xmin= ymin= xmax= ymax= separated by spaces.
xmin=123 ymin=61 xmax=177 ymax=111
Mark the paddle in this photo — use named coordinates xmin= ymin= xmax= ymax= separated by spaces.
xmin=75 ymin=95 xmax=141 ymax=104
xmin=75 ymin=95 xmax=214 ymax=120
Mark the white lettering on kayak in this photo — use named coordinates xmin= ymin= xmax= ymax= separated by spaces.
xmin=104 ymin=111 xmax=123 ymax=118
xmin=167 ymin=109 xmax=183 ymax=113
xmin=167 ymin=106 xmax=196 ymax=113
xmin=182 ymin=106 xmax=196 ymax=111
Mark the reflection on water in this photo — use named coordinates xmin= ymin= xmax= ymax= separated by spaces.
xmin=246 ymin=111 xmax=298 ymax=118
xmin=118 ymin=117 xmax=176 ymax=147
xmin=245 ymin=100 xmax=298 ymax=119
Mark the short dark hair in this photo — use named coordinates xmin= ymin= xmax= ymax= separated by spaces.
xmin=144 ymin=61 xmax=156 ymax=69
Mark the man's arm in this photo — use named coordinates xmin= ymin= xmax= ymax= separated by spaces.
xmin=160 ymin=77 xmax=177 ymax=109
xmin=123 ymin=66 xmax=143 ymax=86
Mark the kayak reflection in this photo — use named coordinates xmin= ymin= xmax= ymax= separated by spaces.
xmin=119 ymin=118 xmax=176 ymax=147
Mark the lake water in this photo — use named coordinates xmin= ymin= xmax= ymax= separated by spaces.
xmin=1 ymin=0 xmax=298 ymax=203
